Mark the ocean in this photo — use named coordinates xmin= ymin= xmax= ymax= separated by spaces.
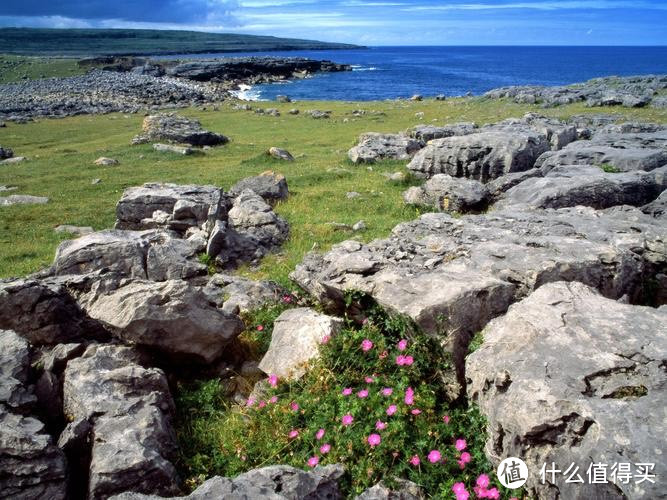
xmin=165 ymin=46 xmax=667 ymax=101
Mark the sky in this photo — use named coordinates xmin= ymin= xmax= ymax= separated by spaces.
xmin=0 ymin=1 xmax=666 ymax=46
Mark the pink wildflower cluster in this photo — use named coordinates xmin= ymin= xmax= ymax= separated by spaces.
xmin=395 ymin=354 xmax=414 ymax=366
xmin=473 ymin=474 xmax=500 ymax=499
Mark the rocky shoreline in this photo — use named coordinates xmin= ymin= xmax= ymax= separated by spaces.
xmin=0 ymin=56 xmax=351 ymax=121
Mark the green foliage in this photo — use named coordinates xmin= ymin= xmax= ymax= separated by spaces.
xmin=239 ymin=301 xmax=294 ymax=358
xmin=467 ymin=331 xmax=485 ymax=355
xmin=197 ymin=253 xmax=217 ymax=275
xmin=598 ymin=163 xmax=621 ymax=173
xmin=174 ymin=300 xmax=518 ymax=498
xmin=0 ymin=55 xmax=83 ymax=84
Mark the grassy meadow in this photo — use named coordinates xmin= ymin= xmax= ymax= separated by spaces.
xmin=1 ymin=97 xmax=666 ymax=285
xmin=0 ymin=54 xmax=84 ymax=84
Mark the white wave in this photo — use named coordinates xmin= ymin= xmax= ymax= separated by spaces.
xmin=230 ymin=84 xmax=264 ymax=101
xmin=352 ymin=66 xmax=378 ymax=72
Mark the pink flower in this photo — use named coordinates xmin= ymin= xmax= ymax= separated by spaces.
xmin=396 ymin=355 xmax=406 ymax=365
xmin=364 ymin=376 xmax=374 ymax=383
xmin=361 ymin=339 xmax=373 ymax=352
xmin=404 ymin=387 xmax=415 ymax=405
xmin=288 ymin=430 xmax=299 ymax=439
xmin=386 ymin=405 xmax=397 ymax=416
xmin=367 ymin=433 xmax=381 ymax=447
xmin=403 ymin=355 xmax=414 ymax=366
xmin=290 ymin=402 xmax=299 ymax=411
xmin=342 ymin=414 xmax=354 ymax=426
xmin=486 ymin=488 xmax=500 ymax=500
xmin=246 ymin=398 xmax=256 ymax=407
xmin=307 ymin=456 xmax=319 ymax=467
xmin=476 ymin=474 xmax=490 ymax=489
xmin=375 ymin=420 xmax=387 ymax=430
xmin=461 ymin=452 xmax=471 ymax=463
xmin=342 ymin=387 xmax=352 ymax=396
xmin=381 ymin=387 xmax=393 ymax=396
xmin=256 ymin=325 xmax=264 ymax=331
xmin=411 ymin=409 xmax=422 ymax=415
xmin=379 ymin=350 xmax=388 ymax=359
xmin=268 ymin=374 xmax=278 ymax=387
xmin=455 ymin=439 xmax=467 ymax=451
xmin=442 ymin=415 xmax=450 ymax=424
xmin=397 ymin=339 xmax=408 ymax=351
xmin=357 ymin=389 xmax=369 ymax=398
xmin=409 ymin=455 xmax=420 ymax=466
xmin=456 ymin=492 xmax=470 ymax=500
xmin=258 ymin=400 xmax=266 ymax=408
xmin=452 ymin=483 xmax=466 ymax=494
xmin=320 ymin=443 xmax=331 ymax=454
xmin=282 ymin=294 xmax=292 ymax=303
xmin=321 ymin=335 xmax=331 ymax=345
xmin=427 ymin=450 xmax=442 ymax=463
xmin=316 ymin=428 xmax=325 ymax=440
xmin=269 ymin=396 xmax=278 ymax=404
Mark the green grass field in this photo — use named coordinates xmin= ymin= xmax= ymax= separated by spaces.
xmin=1 ymin=97 xmax=665 ymax=285
xmin=0 ymin=55 xmax=84 ymax=84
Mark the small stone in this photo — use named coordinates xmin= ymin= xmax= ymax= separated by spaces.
xmin=276 ymin=95 xmax=291 ymax=103
xmin=268 ymin=147 xmax=294 ymax=162
xmin=0 ymin=195 xmax=48 ymax=206
xmin=410 ymin=94 xmax=423 ymax=101
xmin=93 ymin=157 xmax=118 ymax=166
xmin=91 ymin=179 xmax=102 ymax=185
xmin=152 ymin=143 xmax=195 ymax=155
xmin=288 ymin=109 xmax=299 ymax=115
xmin=347 ymin=191 xmax=361 ymax=199
xmin=352 ymin=220 xmax=367 ymax=231
xmin=54 ymin=225 xmax=94 ymax=236
xmin=0 ymin=156 xmax=26 ymax=165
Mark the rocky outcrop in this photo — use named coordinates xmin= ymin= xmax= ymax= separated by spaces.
xmin=63 ymin=344 xmax=180 ymax=499
xmin=132 ymin=113 xmax=228 ymax=146
xmin=291 ymin=206 xmax=667 ymax=374
xmin=642 ymin=190 xmax=667 ymax=219
xmin=164 ymin=57 xmax=350 ymax=83
xmin=355 ymin=479 xmax=425 ymax=500
xmin=228 ymin=171 xmax=289 ymax=204
xmin=0 ymin=330 xmax=68 ymax=499
xmin=115 ymin=183 xmax=227 ymax=232
xmin=258 ymin=308 xmax=343 ymax=380
xmin=0 ymin=69 xmax=227 ymax=122
xmin=536 ymin=130 xmax=667 ymax=173
xmin=466 ymin=281 xmax=666 ymax=500
xmin=77 ymin=278 xmax=244 ymax=363
xmin=403 ymin=174 xmax=489 ymax=213
xmin=408 ymin=123 xmax=477 ymax=142
xmin=495 ymin=165 xmax=667 ymax=210
xmin=109 ymin=464 xmax=345 ymax=500
xmin=52 ymin=230 xmax=206 ymax=281
xmin=484 ymin=74 xmax=667 ymax=108
xmin=348 ymin=133 xmax=423 ymax=164
xmin=0 ymin=277 xmax=109 ymax=346
xmin=208 ymin=190 xmax=289 ymax=267
xmin=407 ymin=127 xmax=551 ymax=181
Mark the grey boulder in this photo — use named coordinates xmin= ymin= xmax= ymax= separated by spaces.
xmin=403 ymin=174 xmax=489 ymax=213
xmin=466 ymin=281 xmax=667 ymax=500
xmin=63 ymin=344 xmax=180 ymax=499
xmin=348 ymin=133 xmax=423 ymax=164
xmin=407 ymin=127 xmax=550 ymax=181
xmin=52 ymin=229 xmax=206 ymax=281
xmin=641 ymin=190 xmax=667 ymax=219
xmin=258 ymin=308 xmax=343 ymax=380
xmin=115 ymin=183 xmax=227 ymax=232
xmin=228 ymin=171 xmax=289 ymax=204
xmin=202 ymin=273 xmax=288 ymax=315
xmin=78 ymin=278 xmax=244 ymax=363
xmin=494 ymin=165 xmax=667 ymax=210
xmin=0 ymin=195 xmax=48 ymax=206
xmin=0 ymin=329 xmax=36 ymax=412
xmin=132 ymin=113 xmax=228 ymax=146
xmin=408 ymin=123 xmax=477 ymax=142
xmin=109 ymin=464 xmax=345 ymax=500
xmin=268 ymin=147 xmax=295 ymax=161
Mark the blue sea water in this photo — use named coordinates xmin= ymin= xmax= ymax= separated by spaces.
xmin=168 ymin=46 xmax=667 ymax=101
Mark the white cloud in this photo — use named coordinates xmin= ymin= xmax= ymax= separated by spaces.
xmin=402 ymin=1 xmax=667 ymax=12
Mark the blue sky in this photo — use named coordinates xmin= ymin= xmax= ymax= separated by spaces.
xmin=0 ymin=1 xmax=666 ymax=45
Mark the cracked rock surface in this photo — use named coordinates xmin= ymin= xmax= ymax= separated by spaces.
xmin=466 ymin=281 xmax=666 ymax=500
